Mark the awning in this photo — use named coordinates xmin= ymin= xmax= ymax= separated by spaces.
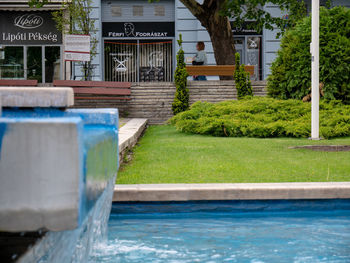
xmin=0 ymin=0 xmax=66 ymax=10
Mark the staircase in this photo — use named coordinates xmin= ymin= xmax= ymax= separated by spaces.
xmin=74 ymin=81 xmax=267 ymax=124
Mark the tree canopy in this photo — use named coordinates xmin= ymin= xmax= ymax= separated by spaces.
xmin=148 ymin=0 xmax=311 ymax=72
xmin=151 ymin=0 xmax=311 ymax=37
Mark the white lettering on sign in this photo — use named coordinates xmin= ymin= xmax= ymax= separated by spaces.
xmin=2 ymin=32 xmax=27 ymax=42
xmin=135 ymin=32 xmax=168 ymax=37
xmin=1 ymin=32 xmax=58 ymax=43
xmin=108 ymin=32 xmax=125 ymax=37
xmin=28 ymin=32 xmax=58 ymax=42
xmin=107 ymin=31 xmax=168 ymax=38
xmin=14 ymin=14 xmax=44 ymax=29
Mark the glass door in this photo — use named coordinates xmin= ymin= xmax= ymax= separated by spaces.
xmin=45 ymin=46 xmax=61 ymax=83
xmin=26 ymin=46 xmax=42 ymax=82
xmin=246 ymin=37 xmax=261 ymax=80
xmin=234 ymin=38 xmax=245 ymax=64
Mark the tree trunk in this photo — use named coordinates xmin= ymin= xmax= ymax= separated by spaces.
xmin=181 ymin=0 xmax=236 ymax=80
xmin=205 ymin=15 xmax=236 ymax=80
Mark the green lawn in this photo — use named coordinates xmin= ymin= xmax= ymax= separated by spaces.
xmin=117 ymin=125 xmax=350 ymax=184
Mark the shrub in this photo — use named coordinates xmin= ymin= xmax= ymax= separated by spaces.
xmin=234 ymin=52 xmax=252 ymax=99
xmin=267 ymin=6 xmax=350 ymax=104
xmin=172 ymin=34 xmax=189 ymax=115
xmin=170 ymin=97 xmax=350 ymax=139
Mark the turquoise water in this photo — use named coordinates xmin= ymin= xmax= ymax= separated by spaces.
xmin=90 ymin=201 xmax=350 ymax=263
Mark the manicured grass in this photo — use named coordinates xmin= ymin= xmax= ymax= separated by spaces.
xmin=117 ymin=125 xmax=350 ymax=184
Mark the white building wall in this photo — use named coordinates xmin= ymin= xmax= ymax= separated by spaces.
xmin=262 ymin=4 xmax=285 ymax=79
xmin=175 ymin=0 xmax=216 ymax=65
xmin=101 ymin=0 xmax=175 ymax=22
xmin=74 ymin=0 xmax=103 ymax=80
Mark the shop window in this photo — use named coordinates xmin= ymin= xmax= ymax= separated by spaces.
xmin=0 ymin=46 xmax=62 ymax=82
xmin=104 ymin=40 xmax=173 ymax=82
xmin=0 ymin=46 xmax=24 ymax=79
xmin=133 ymin=5 xmax=143 ymax=16
xmin=154 ymin=5 xmax=165 ymax=16
xmin=111 ymin=5 xmax=122 ymax=17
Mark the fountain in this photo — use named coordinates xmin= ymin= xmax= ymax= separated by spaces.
xmin=0 ymin=87 xmax=119 ymax=262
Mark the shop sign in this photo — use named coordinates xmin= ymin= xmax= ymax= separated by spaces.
xmin=102 ymin=22 xmax=175 ymax=38
xmin=64 ymin=34 xmax=90 ymax=62
xmin=0 ymin=11 xmax=62 ymax=45
xmin=231 ymin=21 xmax=262 ymax=35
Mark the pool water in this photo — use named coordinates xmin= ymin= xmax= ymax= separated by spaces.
xmin=89 ymin=201 xmax=350 ymax=263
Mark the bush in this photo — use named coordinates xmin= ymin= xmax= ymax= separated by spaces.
xmin=234 ymin=52 xmax=252 ymax=99
xmin=172 ymin=34 xmax=189 ymax=115
xmin=267 ymin=6 xmax=350 ymax=104
xmin=170 ymin=97 xmax=350 ymax=139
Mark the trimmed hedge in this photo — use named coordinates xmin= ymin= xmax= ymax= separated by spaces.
xmin=267 ymin=6 xmax=350 ymax=104
xmin=169 ymin=97 xmax=350 ymax=139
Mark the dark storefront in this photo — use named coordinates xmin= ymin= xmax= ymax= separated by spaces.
xmin=103 ymin=22 xmax=175 ymax=82
xmin=0 ymin=11 xmax=62 ymax=83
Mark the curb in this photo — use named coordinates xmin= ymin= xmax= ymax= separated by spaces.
xmin=118 ymin=118 xmax=148 ymax=165
xmin=113 ymin=182 xmax=350 ymax=202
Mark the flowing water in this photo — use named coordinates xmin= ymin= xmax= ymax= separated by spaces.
xmin=18 ymin=179 xmax=115 ymax=263
xmin=89 ymin=201 xmax=350 ymax=263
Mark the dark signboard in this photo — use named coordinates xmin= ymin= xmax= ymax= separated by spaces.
xmin=0 ymin=11 xmax=62 ymax=45
xmin=231 ymin=21 xmax=262 ymax=35
xmin=103 ymin=22 xmax=175 ymax=38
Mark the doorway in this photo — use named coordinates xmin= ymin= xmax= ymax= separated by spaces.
xmin=234 ymin=36 xmax=262 ymax=80
xmin=104 ymin=40 xmax=173 ymax=82
xmin=234 ymin=38 xmax=245 ymax=64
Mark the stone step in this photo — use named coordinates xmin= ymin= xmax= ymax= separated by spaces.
xmin=130 ymin=86 xmax=265 ymax=91
xmin=73 ymin=81 xmax=267 ymax=123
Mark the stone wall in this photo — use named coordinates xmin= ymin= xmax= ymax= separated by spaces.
xmin=74 ymin=80 xmax=267 ymax=124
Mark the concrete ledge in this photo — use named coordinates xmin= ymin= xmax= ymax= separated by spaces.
xmin=0 ymin=87 xmax=74 ymax=107
xmin=0 ymin=118 xmax=82 ymax=232
xmin=66 ymin=108 xmax=119 ymax=127
xmin=113 ymin=182 xmax=350 ymax=202
xmin=118 ymin=118 xmax=148 ymax=164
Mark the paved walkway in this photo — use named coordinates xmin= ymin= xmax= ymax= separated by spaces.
xmin=119 ymin=118 xmax=131 ymax=128
xmin=118 ymin=118 xmax=148 ymax=164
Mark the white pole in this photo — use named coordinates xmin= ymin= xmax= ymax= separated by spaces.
xmin=311 ymin=0 xmax=320 ymax=139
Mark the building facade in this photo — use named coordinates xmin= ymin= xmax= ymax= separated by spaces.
xmin=0 ymin=0 xmax=64 ymax=83
xmin=0 ymin=0 xmax=349 ymax=83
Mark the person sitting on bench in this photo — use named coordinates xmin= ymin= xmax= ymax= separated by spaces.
xmin=192 ymin=41 xmax=207 ymax=81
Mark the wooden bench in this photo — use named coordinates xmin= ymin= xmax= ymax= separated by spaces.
xmin=52 ymin=80 xmax=131 ymax=101
xmin=0 ymin=79 xmax=38 ymax=86
xmin=186 ymin=65 xmax=255 ymax=76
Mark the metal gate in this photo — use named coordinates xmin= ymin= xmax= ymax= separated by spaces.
xmin=104 ymin=40 xmax=173 ymax=82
